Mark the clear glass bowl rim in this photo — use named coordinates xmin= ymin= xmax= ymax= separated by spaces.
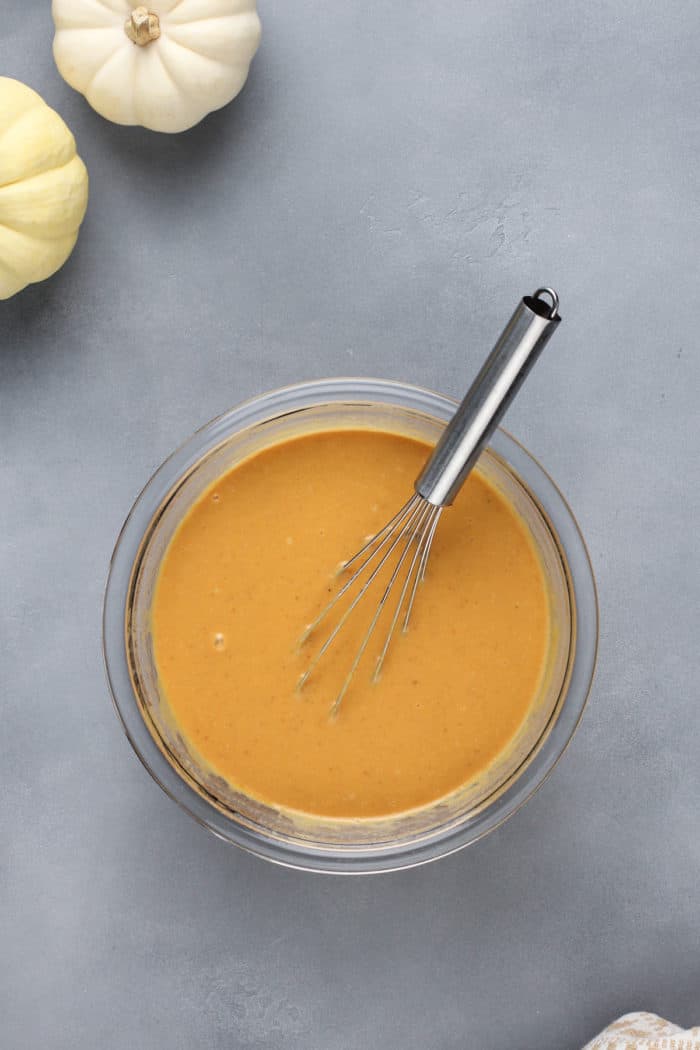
xmin=103 ymin=377 xmax=598 ymax=874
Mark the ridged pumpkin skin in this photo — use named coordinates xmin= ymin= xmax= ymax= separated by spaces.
xmin=52 ymin=0 xmax=262 ymax=134
xmin=0 ymin=77 xmax=89 ymax=301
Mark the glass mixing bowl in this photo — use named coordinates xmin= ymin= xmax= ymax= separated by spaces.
xmin=103 ymin=378 xmax=597 ymax=873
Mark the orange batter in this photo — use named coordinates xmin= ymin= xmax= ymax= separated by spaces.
xmin=151 ymin=429 xmax=550 ymax=818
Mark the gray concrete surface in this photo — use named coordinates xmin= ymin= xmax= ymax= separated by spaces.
xmin=2 ymin=2 xmax=700 ymax=1048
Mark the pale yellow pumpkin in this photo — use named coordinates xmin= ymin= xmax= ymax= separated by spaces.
xmin=0 ymin=77 xmax=89 ymax=300
xmin=52 ymin=0 xmax=262 ymax=134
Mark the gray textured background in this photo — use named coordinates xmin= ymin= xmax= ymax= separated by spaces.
xmin=2 ymin=2 xmax=699 ymax=1048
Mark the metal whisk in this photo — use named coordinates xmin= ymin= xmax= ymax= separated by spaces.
xmin=299 ymin=288 xmax=562 ymax=714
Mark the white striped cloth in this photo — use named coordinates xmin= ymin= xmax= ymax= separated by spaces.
xmin=584 ymin=1013 xmax=700 ymax=1049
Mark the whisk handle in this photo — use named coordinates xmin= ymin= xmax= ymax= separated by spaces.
xmin=415 ymin=288 xmax=561 ymax=507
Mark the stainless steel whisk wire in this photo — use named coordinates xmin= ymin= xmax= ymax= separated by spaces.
xmin=298 ymin=494 xmax=443 ymax=715
xmin=298 ymin=288 xmax=562 ymax=715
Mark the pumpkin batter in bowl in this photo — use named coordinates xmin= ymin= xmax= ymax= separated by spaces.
xmin=151 ymin=429 xmax=550 ymax=819
xmin=105 ymin=379 xmax=597 ymax=872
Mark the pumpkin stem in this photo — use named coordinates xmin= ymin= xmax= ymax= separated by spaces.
xmin=124 ymin=6 xmax=161 ymax=46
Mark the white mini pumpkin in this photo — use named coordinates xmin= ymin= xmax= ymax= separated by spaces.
xmin=0 ymin=77 xmax=89 ymax=300
xmin=52 ymin=0 xmax=261 ymax=134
